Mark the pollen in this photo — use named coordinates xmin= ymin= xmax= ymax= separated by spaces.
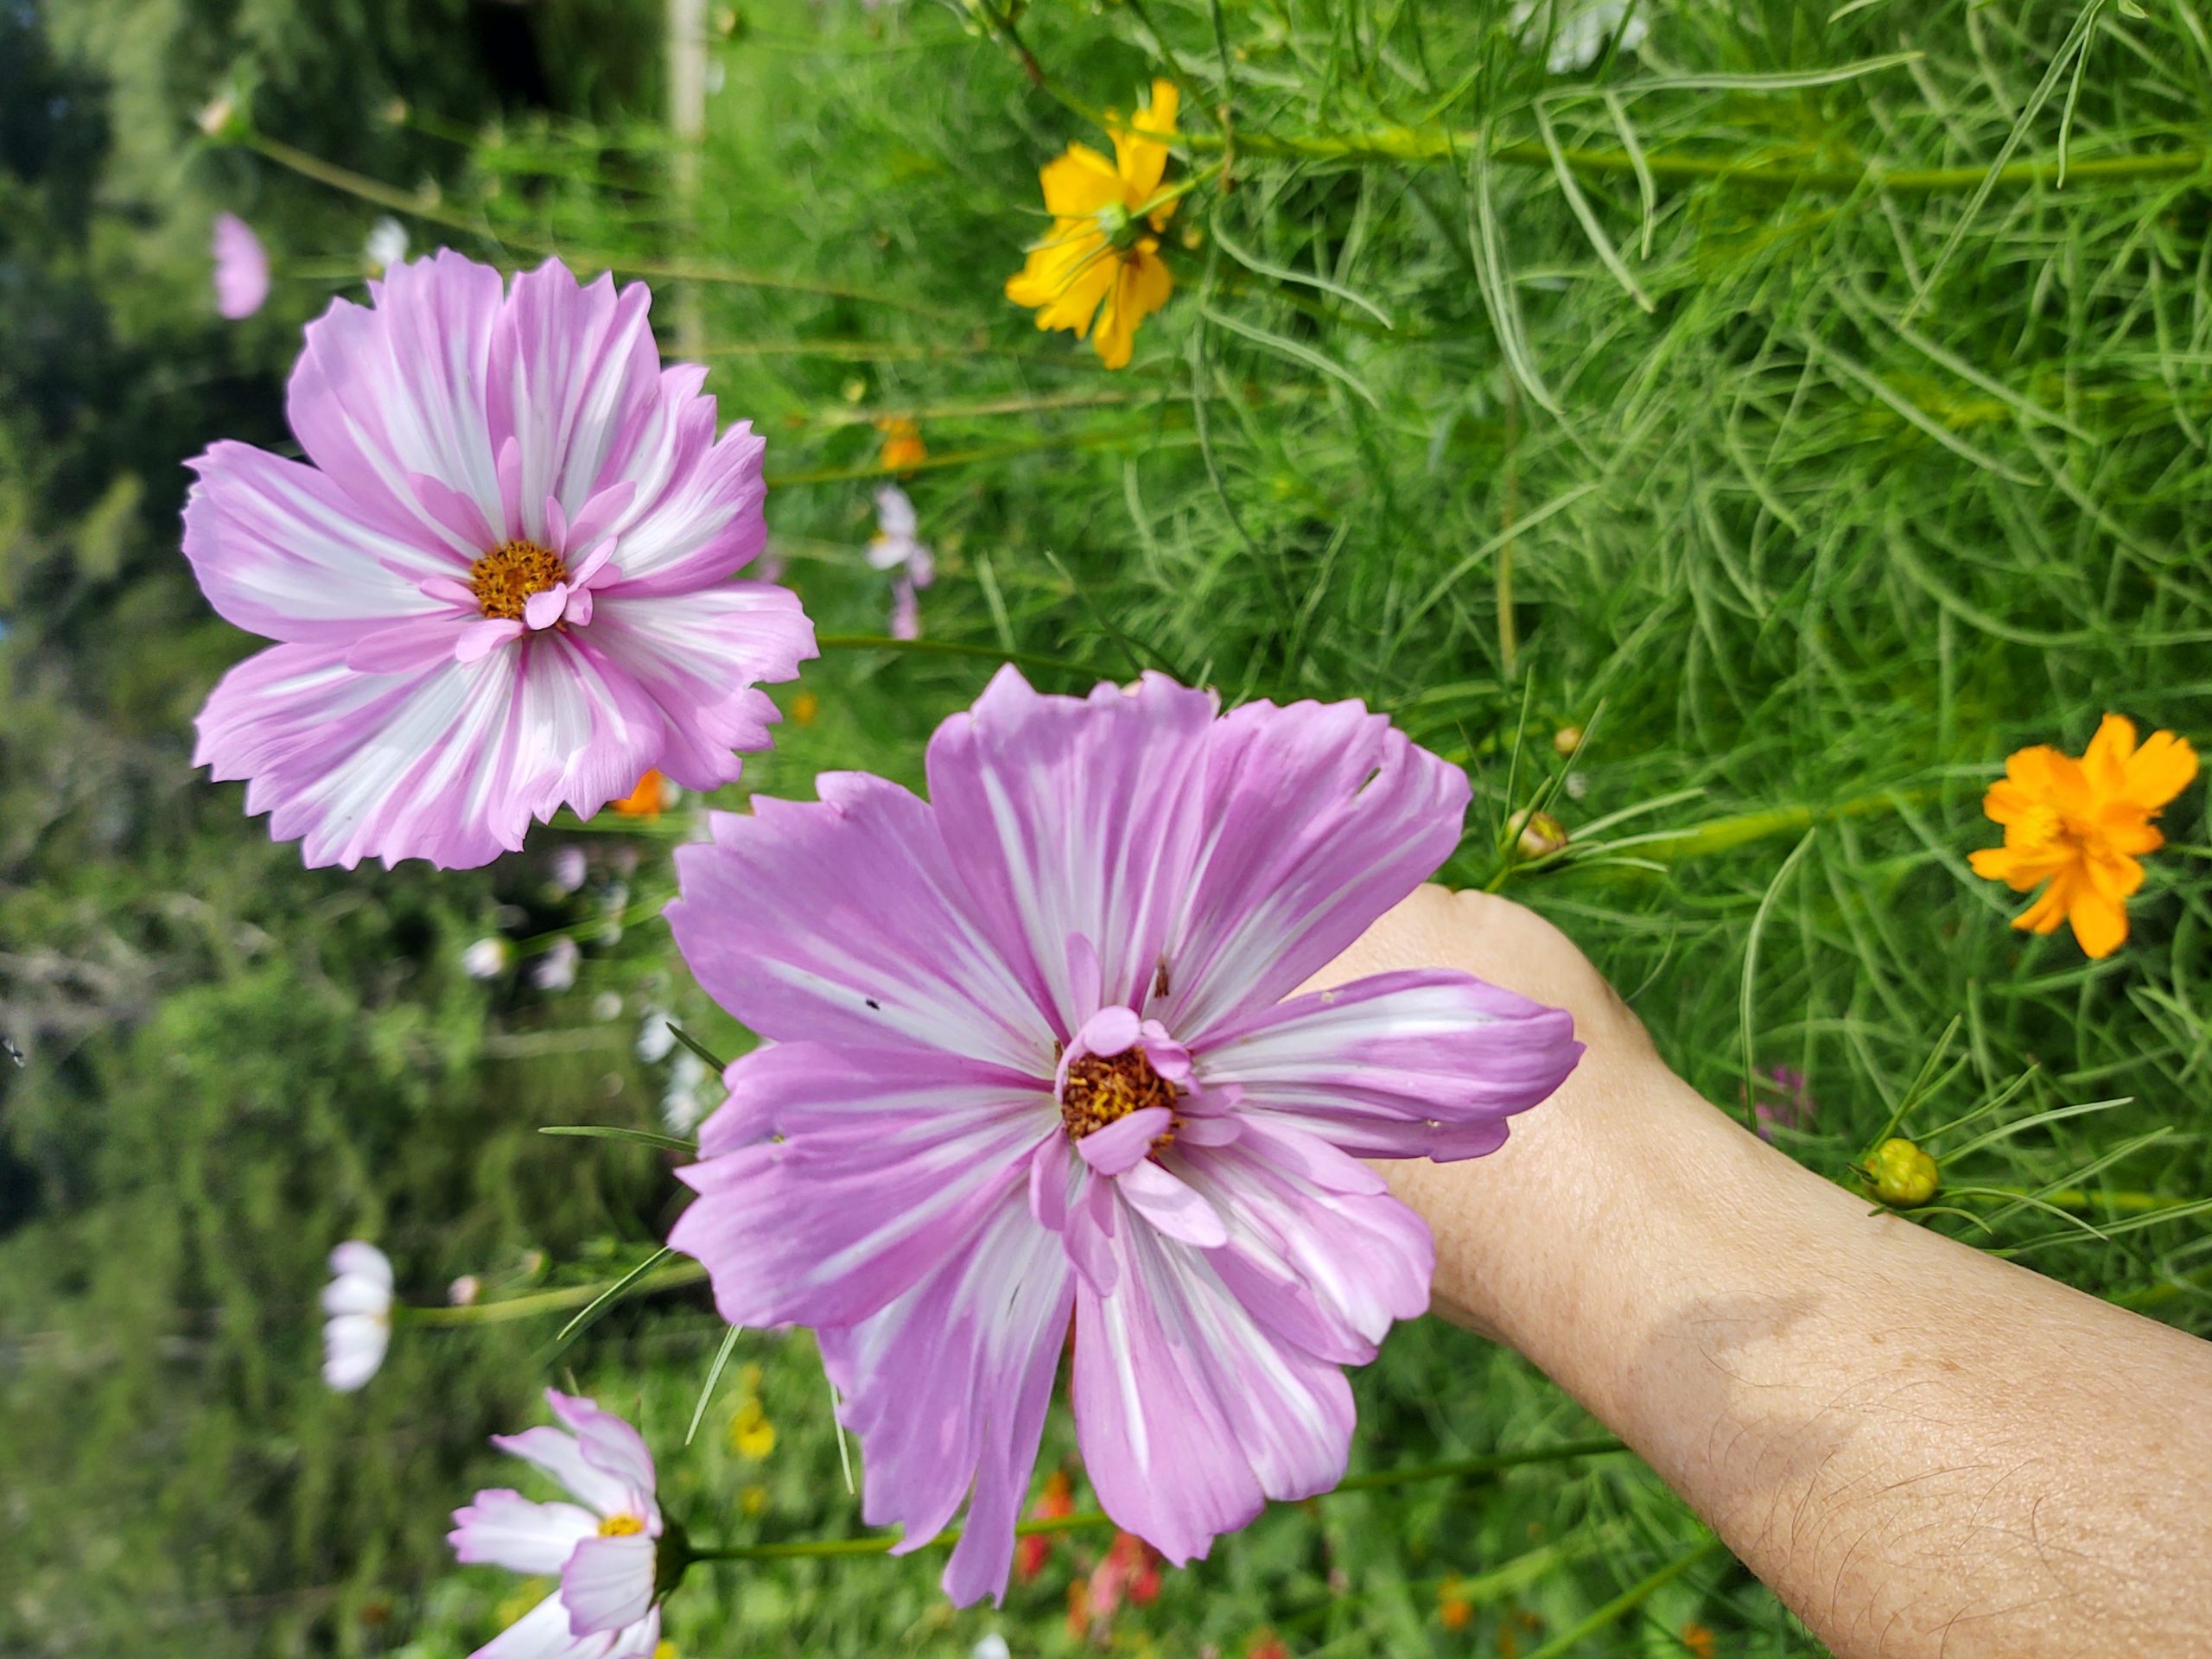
xmin=469 ymin=540 xmax=569 ymax=620
xmin=1061 ymin=1048 xmax=1179 ymax=1148
xmin=598 ymin=1513 xmax=646 ymax=1538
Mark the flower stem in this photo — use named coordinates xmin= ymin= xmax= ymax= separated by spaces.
xmin=682 ymin=1436 xmax=1626 ymax=1563
xmin=406 ymin=1261 xmax=707 ymax=1327
xmin=1519 ymin=1534 xmax=1726 ymax=1659
xmin=1167 ymin=124 xmax=2204 ymax=195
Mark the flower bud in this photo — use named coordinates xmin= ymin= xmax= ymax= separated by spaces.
xmin=1866 ymin=1137 xmax=1938 ymax=1207
xmin=1507 ymin=807 xmax=1569 ymax=859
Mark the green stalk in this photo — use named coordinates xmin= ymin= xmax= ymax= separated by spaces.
xmin=1519 ymin=1535 xmax=1726 ymax=1659
xmin=406 ymin=1261 xmax=707 ymax=1327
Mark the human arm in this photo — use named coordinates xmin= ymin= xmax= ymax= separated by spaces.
xmin=1316 ymin=885 xmax=2212 ymax=1658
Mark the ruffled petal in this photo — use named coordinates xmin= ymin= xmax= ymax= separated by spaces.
xmin=321 ymin=1312 xmax=389 ymax=1390
xmin=486 ymin=263 xmax=661 ymax=541
xmin=1196 ymin=969 xmax=1580 ymax=1160
xmin=194 ymin=643 xmax=520 ymax=869
xmin=1173 ymin=1125 xmax=1433 ymax=1366
xmin=287 ymin=251 xmax=507 ymax=541
xmin=2069 ymin=886 xmax=2129 ymax=958
xmin=544 ymin=1391 xmax=659 ymax=1521
xmin=925 ymin=667 xmax=1218 ymax=1036
xmin=666 ymin=773 xmax=1052 ymax=1070
xmin=1158 ymin=697 xmax=1473 ymax=1042
xmin=468 ymin=1595 xmax=587 ymax=1659
xmin=579 ymin=585 xmax=814 ymax=791
xmin=671 ymin=1044 xmax=1055 ymax=1328
xmin=448 ymin=1489 xmax=598 ymax=1575
xmin=819 ymin=1190 xmax=1076 ymax=1606
xmin=1072 ymin=1216 xmax=1352 ymax=1566
xmin=327 ymin=1240 xmax=392 ymax=1295
xmin=2120 ymin=728 xmax=2199 ymax=812
xmin=183 ymin=442 xmax=456 ymax=641
xmin=590 ymin=369 xmax=770 ymax=596
xmin=558 ymin=1534 xmax=656 ymax=1637
xmin=490 ymin=1426 xmax=633 ymax=1517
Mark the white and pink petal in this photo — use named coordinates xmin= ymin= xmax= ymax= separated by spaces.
xmin=671 ymin=1043 xmax=1055 ymax=1329
xmin=666 ymin=775 xmax=1053 ymax=1070
xmin=449 ymin=1489 xmax=599 ymax=1576
xmin=581 ymin=586 xmax=814 ymax=792
xmin=1160 ymin=698 xmax=1474 ymax=1040
xmin=819 ymin=1190 xmax=1076 ymax=1605
xmin=924 ymin=669 xmax=1217 ymax=1035
xmin=1198 ymin=969 xmax=1580 ymax=1160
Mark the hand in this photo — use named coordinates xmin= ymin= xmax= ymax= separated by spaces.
xmin=1313 ymin=885 xmax=2212 ymax=1659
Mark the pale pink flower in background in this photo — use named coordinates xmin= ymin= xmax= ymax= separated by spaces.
xmin=450 ymin=1390 xmax=666 ymax=1659
xmin=212 ymin=213 xmax=270 ymax=319
xmin=889 ymin=579 xmax=922 ymax=642
xmin=185 ymin=251 xmax=814 ymax=869
xmin=666 ymin=668 xmax=1582 ymax=1604
xmin=321 ymin=1240 xmax=393 ymax=1390
xmin=531 ymin=936 xmax=581 ymax=992
xmin=868 ymin=484 xmax=931 ymax=639
xmin=463 ymin=938 xmax=512 ymax=980
xmin=448 ymin=1274 xmax=482 ymax=1306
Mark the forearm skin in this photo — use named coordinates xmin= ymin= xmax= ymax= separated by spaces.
xmin=1318 ymin=887 xmax=2212 ymax=1659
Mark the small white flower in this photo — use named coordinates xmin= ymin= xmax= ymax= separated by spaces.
xmin=365 ymin=216 xmax=410 ymax=273
xmin=636 ymin=1007 xmax=677 ymax=1064
xmin=1510 ymin=0 xmax=1647 ymax=73
xmin=462 ymin=938 xmax=510 ymax=980
xmin=973 ymin=1637 xmax=1012 ymax=1659
xmin=531 ymin=936 xmax=581 ymax=992
xmin=592 ymin=990 xmax=626 ymax=1023
xmin=449 ymin=1391 xmax=666 ymax=1659
xmin=448 ymin=1274 xmax=481 ymax=1307
xmin=550 ymin=844 xmax=590 ymax=894
xmin=321 ymin=1241 xmax=393 ymax=1391
xmin=867 ymin=486 xmax=935 ymax=587
xmin=662 ymin=1047 xmax=710 ymax=1135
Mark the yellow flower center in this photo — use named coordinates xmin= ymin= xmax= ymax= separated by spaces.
xmin=598 ymin=1513 xmax=646 ymax=1538
xmin=469 ymin=541 xmax=569 ymax=621
xmin=1060 ymin=1048 xmax=1179 ymax=1147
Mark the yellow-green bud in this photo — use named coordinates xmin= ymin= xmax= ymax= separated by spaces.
xmin=1866 ymin=1137 xmax=1938 ymax=1207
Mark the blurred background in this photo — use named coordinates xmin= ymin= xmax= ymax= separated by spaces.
xmin=3 ymin=0 xmax=2209 ymax=1654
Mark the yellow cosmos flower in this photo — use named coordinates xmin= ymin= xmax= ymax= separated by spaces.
xmin=1005 ymin=79 xmax=1180 ymax=370
xmin=1967 ymin=714 xmax=2197 ymax=958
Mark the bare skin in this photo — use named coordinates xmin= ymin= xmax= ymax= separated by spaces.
xmin=1313 ymin=885 xmax=2212 ymax=1659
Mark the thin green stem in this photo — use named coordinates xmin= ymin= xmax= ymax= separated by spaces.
xmin=406 ymin=1261 xmax=707 ymax=1327
xmin=1168 ymin=124 xmax=2204 ymax=195
xmin=683 ymin=1438 xmax=1626 ymax=1564
xmin=1519 ymin=1535 xmax=1726 ymax=1659
xmin=244 ymin=134 xmax=948 ymax=316
xmin=814 ymin=633 xmax=1116 ymax=683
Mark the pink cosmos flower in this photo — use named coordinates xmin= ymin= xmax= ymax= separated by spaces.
xmin=664 ymin=668 xmax=1582 ymax=1605
xmin=212 ymin=213 xmax=270 ymax=319
xmin=185 ymin=251 xmax=813 ymax=868
xmin=868 ymin=485 xmax=931 ymax=641
xmin=450 ymin=1389 xmax=666 ymax=1659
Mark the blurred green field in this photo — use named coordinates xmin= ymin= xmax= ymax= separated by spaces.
xmin=5 ymin=0 xmax=2212 ymax=1655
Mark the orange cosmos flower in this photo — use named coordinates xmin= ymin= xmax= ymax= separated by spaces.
xmin=875 ymin=416 xmax=926 ymax=474
xmin=1967 ymin=715 xmax=2197 ymax=958
xmin=611 ymin=768 xmax=675 ymax=818
xmin=1005 ymin=79 xmax=1179 ymax=370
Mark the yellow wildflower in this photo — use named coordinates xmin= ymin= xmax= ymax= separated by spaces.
xmin=1968 ymin=715 xmax=2197 ymax=958
xmin=1005 ymin=79 xmax=1180 ymax=370
xmin=729 ymin=1395 xmax=776 ymax=1460
xmin=875 ymin=416 xmax=926 ymax=474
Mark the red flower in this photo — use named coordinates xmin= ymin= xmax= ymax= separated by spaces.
xmin=1017 ymin=1468 xmax=1074 ymax=1581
